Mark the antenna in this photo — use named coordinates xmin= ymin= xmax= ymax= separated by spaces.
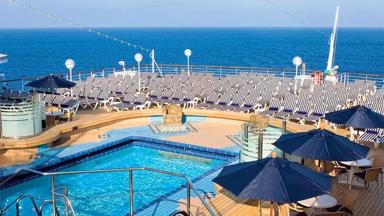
xmin=325 ymin=6 xmax=340 ymax=81
xmin=150 ymin=50 xmax=155 ymax=74
xmin=149 ymin=50 xmax=163 ymax=77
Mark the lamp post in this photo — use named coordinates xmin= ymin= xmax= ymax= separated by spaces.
xmin=292 ymin=56 xmax=302 ymax=95
xmin=134 ymin=53 xmax=143 ymax=92
xmin=65 ymin=59 xmax=75 ymax=97
xmin=118 ymin=60 xmax=126 ymax=71
xmin=184 ymin=49 xmax=192 ymax=76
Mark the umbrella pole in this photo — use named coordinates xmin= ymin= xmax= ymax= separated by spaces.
xmin=270 ymin=202 xmax=273 ymax=216
xmin=258 ymin=200 xmax=262 ymax=216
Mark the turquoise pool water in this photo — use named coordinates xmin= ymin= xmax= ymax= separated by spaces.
xmin=1 ymin=145 xmax=225 ymax=216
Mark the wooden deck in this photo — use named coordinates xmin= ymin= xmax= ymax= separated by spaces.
xmin=0 ymin=108 xmax=327 ymax=150
xmin=194 ymin=144 xmax=384 ymax=216
xmin=2 ymin=107 xmax=378 ymax=215
xmin=194 ymin=176 xmax=384 ymax=216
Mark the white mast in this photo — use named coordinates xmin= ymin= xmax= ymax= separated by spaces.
xmin=150 ymin=49 xmax=155 ymax=74
xmin=325 ymin=6 xmax=340 ymax=80
xmin=149 ymin=49 xmax=163 ymax=76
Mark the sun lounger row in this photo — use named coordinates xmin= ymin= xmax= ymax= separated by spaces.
xmin=0 ymin=90 xmax=32 ymax=102
xmin=32 ymin=71 xmax=377 ymax=118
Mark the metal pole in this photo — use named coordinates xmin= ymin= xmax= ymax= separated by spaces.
xmin=258 ymin=129 xmax=263 ymax=159
xmin=51 ymin=176 xmax=56 ymax=216
xmin=294 ymin=65 xmax=298 ymax=95
xmin=187 ymin=182 xmax=191 ymax=215
xmin=282 ymin=119 xmax=287 ymax=134
xmin=70 ymin=68 xmax=73 ymax=97
xmin=187 ymin=56 xmax=190 ymax=76
xmin=151 ymin=49 xmax=155 ymax=74
xmin=138 ymin=62 xmax=141 ymax=92
xmin=129 ymin=170 xmax=134 ymax=216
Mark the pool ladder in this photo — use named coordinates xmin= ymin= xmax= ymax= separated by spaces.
xmin=0 ymin=186 xmax=76 ymax=216
xmin=1 ymin=167 xmax=216 ymax=216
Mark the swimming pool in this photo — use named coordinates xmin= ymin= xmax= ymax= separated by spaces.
xmin=1 ymin=138 xmax=235 ymax=215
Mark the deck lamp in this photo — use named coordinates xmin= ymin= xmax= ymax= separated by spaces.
xmin=134 ymin=53 xmax=143 ymax=92
xmin=292 ymin=56 xmax=302 ymax=95
xmin=118 ymin=60 xmax=126 ymax=71
xmin=65 ymin=59 xmax=75 ymax=97
xmin=184 ymin=49 xmax=192 ymax=76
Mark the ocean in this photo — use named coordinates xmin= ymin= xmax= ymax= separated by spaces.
xmin=0 ymin=28 xmax=383 ymax=81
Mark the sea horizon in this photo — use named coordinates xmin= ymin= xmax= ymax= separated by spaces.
xmin=1 ymin=27 xmax=383 ymax=80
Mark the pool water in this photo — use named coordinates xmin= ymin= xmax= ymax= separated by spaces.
xmin=1 ymin=146 xmax=225 ymax=216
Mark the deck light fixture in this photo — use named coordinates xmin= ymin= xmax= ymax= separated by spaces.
xmin=134 ymin=53 xmax=143 ymax=92
xmin=292 ymin=56 xmax=302 ymax=95
xmin=118 ymin=60 xmax=126 ymax=71
xmin=184 ymin=49 xmax=192 ymax=76
xmin=65 ymin=59 xmax=75 ymax=97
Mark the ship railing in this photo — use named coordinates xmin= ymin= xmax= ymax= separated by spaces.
xmin=0 ymin=167 xmax=217 ymax=216
xmin=1 ymin=64 xmax=384 ymax=90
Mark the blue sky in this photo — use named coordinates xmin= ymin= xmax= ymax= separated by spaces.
xmin=0 ymin=0 xmax=383 ymax=28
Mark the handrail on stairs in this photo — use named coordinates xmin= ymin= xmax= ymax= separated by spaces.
xmin=1 ymin=167 xmax=216 ymax=216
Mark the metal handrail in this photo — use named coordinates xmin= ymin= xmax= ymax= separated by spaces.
xmin=38 ymin=200 xmax=61 ymax=216
xmin=1 ymin=168 xmax=216 ymax=216
xmin=54 ymin=186 xmax=76 ymax=216
xmin=0 ymin=191 xmax=75 ymax=216
xmin=15 ymin=194 xmax=41 ymax=216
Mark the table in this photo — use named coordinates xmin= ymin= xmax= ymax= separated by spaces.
xmin=298 ymin=194 xmax=337 ymax=209
xmin=339 ymin=158 xmax=373 ymax=189
xmin=340 ymin=158 xmax=372 ymax=167
xmin=45 ymin=112 xmax=63 ymax=127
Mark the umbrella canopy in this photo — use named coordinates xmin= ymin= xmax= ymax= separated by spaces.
xmin=325 ymin=105 xmax=384 ymax=129
xmin=26 ymin=74 xmax=76 ymax=89
xmin=212 ymin=156 xmax=332 ymax=203
xmin=273 ymin=129 xmax=369 ymax=161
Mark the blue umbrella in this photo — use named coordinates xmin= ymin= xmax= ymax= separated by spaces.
xmin=26 ymin=74 xmax=76 ymax=89
xmin=273 ymin=129 xmax=369 ymax=161
xmin=26 ymin=74 xmax=76 ymax=109
xmin=212 ymin=156 xmax=332 ymax=203
xmin=325 ymin=105 xmax=384 ymax=129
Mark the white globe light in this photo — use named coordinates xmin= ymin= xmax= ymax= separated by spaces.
xmin=184 ymin=49 xmax=192 ymax=57
xmin=292 ymin=56 xmax=302 ymax=67
xmin=134 ymin=53 xmax=143 ymax=62
xmin=65 ymin=59 xmax=75 ymax=70
xmin=118 ymin=60 xmax=125 ymax=66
